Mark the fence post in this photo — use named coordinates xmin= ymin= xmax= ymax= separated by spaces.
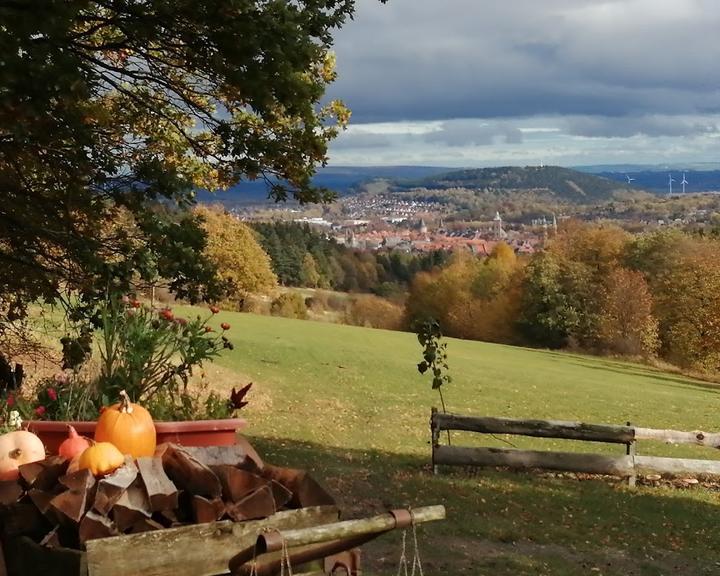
xmin=626 ymin=421 xmax=637 ymax=487
xmin=431 ymin=407 xmax=439 ymax=475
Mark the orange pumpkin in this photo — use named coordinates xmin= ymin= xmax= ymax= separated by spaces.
xmin=0 ymin=431 xmax=46 ymax=481
xmin=77 ymin=442 xmax=125 ymax=476
xmin=58 ymin=425 xmax=91 ymax=461
xmin=94 ymin=390 xmax=156 ymax=458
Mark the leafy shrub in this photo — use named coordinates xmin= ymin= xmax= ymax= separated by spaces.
xmin=242 ymin=295 xmax=272 ymax=316
xmin=271 ymin=293 xmax=308 ymax=319
xmin=344 ymin=295 xmax=404 ymax=330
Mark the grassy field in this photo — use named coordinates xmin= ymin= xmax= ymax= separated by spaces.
xmin=186 ymin=309 xmax=720 ymax=575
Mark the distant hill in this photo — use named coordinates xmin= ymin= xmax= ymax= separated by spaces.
xmin=395 ymin=165 xmax=635 ymax=203
xmin=198 ymin=165 xmax=454 ymax=205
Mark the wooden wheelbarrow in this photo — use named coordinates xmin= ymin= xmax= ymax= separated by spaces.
xmin=229 ymin=505 xmax=446 ymax=576
xmin=1 ymin=505 xmax=445 ymax=576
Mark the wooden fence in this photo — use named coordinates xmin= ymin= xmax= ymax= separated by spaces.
xmin=430 ymin=409 xmax=720 ymax=484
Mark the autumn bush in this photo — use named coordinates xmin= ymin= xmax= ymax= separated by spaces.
xmin=242 ymin=295 xmax=272 ymax=316
xmin=344 ymin=295 xmax=404 ymax=331
xmin=271 ymin=292 xmax=308 ymax=320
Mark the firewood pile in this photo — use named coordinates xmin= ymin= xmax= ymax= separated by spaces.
xmin=0 ymin=442 xmax=336 ymax=552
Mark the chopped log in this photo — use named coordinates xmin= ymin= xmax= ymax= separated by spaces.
xmin=18 ymin=461 xmax=46 ymax=487
xmin=59 ymin=468 xmax=96 ymax=493
xmin=226 ymin=485 xmax=275 ymax=521
xmin=157 ymin=444 xmax=221 ymax=499
xmin=183 ymin=440 xmax=264 ymax=470
xmin=112 ymin=479 xmax=152 ymax=532
xmin=136 ymin=457 xmax=178 ymax=512
xmin=262 ymin=466 xmax=336 ymax=508
xmin=433 ymin=445 xmax=634 ymax=475
xmin=269 ymin=480 xmax=293 ymax=510
xmin=211 ymin=465 xmax=267 ymax=502
xmin=50 ymin=487 xmax=89 ymax=524
xmin=127 ymin=517 xmax=165 ymax=534
xmin=635 ymin=427 xmax=720 ymax=448
xmin=28 ymin=488 xmax=56 ymax=516
xmin=191 ymin=495 xmax=226 ymax=524
xmin=0 ymin=481 xmax=23 ymax=506
xmin=432 ymin=412 xmax=635 ymax=444
xmin=85 ymin=505 xmax=340 ymax=576
xmin=19 ymin=456 xmax=68 ymax=490
xmin=155 ymin=507 xmax=180 ymax=527
xmin=93 ymin=460 xmax=138 ymax=515
xmin=79 ymin=510 xmax=118 ymax=544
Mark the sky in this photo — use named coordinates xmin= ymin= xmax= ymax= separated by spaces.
xmin=325 ymin=0 xmax=720 ymax=168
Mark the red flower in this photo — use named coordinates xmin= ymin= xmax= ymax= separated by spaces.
xmin=34 ymin=406 xmax=46 ymax=417
xmin=175 ymin=317 xmax=188 ymax=326
xmin=131 ymin=299 xmax=141 ymax=308
xmin=204 ymin=326 xmax=214 ymax=333
xmin=160 ymin=308 xmax=174 ymax=321
xmin=47 ymin=388 xmax=58 ymax=401
xmin=221 ymin=323 xmax=231 ymax=331
xmin=209 ymin=305 xmax=220 ymax=314
xmin=6 ymin=395 xmax=14 ymax=407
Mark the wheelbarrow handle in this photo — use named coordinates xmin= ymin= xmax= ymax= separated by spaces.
xmin=228 ymin=505 xmax=445 ymax=575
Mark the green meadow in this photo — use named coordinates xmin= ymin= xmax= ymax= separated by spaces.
xmin=180 ymin=309 xmax=720 ymax=576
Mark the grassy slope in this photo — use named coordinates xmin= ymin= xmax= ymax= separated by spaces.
xmin=186 ymin=309 xmax=720 ymax=576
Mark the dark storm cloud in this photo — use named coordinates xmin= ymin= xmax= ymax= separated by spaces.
xmin=328 ymin=0 xmax=720 ymax=123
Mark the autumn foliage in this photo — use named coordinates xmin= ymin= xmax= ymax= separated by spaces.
xmin=405 ymin=224 xmax=720 ymax=374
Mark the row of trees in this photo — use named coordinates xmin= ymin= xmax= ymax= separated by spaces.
xmin=251 ymin=222 xmax=449 ymax=295
xmin=405 ymin=223 xmax=720 ymax=374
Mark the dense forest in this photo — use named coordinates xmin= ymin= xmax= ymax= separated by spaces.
xmin=250 ymin=222 xmax=448 ymax=296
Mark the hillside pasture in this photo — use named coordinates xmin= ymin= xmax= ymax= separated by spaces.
xmin=184 ymin=309 xmax=720 ymax=574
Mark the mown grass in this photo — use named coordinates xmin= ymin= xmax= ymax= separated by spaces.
xmin=155 ymin=309 xmax=720 ymax=574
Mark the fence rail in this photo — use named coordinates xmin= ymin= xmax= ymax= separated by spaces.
xmin=430 ymin=409 xmax=720 ymax=481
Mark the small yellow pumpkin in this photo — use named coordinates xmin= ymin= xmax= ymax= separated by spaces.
xmin=94 ymin=390 xmax=156 ymax=458
xmin=77 ymin=442 xmax=125 ymax=477
xmin=0 ymin=430 xmax=45 ymax=481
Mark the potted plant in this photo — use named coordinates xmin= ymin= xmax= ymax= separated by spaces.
xmin=7 ymin=294 xmax=251 ymax=453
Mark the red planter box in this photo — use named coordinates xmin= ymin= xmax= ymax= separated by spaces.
xmin=26 ymin=418 xmax=247 ymax=454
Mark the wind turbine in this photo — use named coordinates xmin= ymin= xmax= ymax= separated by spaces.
xmin=681 ymin=172 xmax=688 ymax=194
xmin=625 ymin=174 xmax=635 ymax=184
xmin=668 ymin=173 xmax=675 ymax=195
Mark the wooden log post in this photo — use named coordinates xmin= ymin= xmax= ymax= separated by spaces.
xmin=433 ymin=413 xmax=635 ymax=444
xmin=626 ymin=421 xmax=637 ymax=488
xmin=434 ymin=446 xmax=635 ymax=476
xmin=430 ymin=408 xmax=440 ymax=475
xmin=435 ymin=445 xmax=720 ymax=479
xmin=634 ymin=427 xmax=720 ymax=448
